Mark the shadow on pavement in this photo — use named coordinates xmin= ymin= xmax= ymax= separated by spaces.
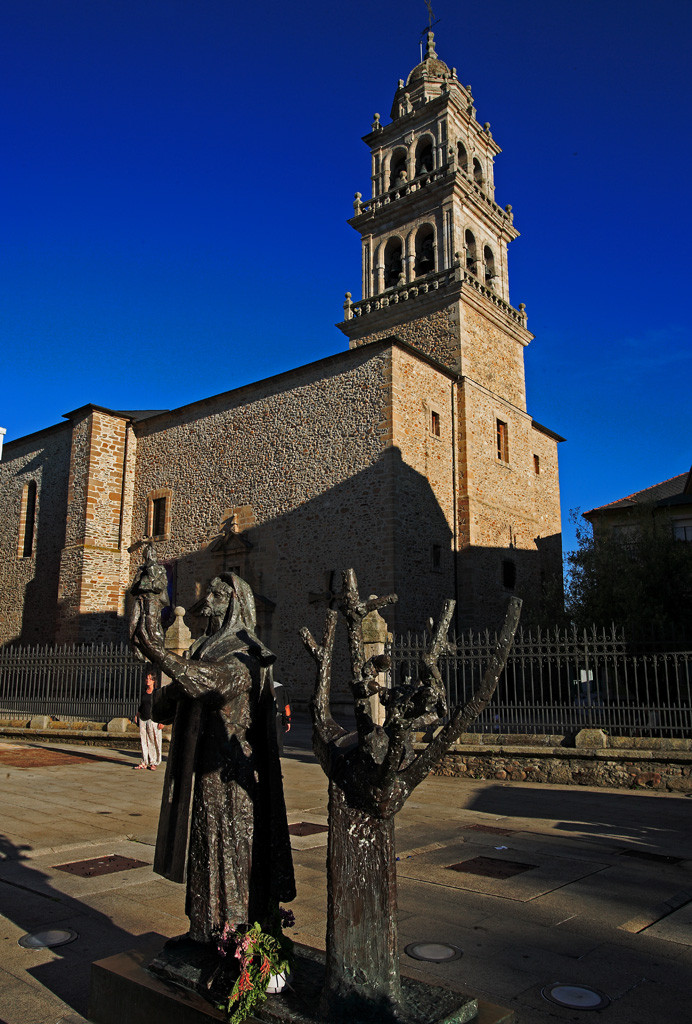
xmin=466 ymin=784 xmax=692 ymax=855
xmin=0 ymin=832 xmax=162 ymax=1016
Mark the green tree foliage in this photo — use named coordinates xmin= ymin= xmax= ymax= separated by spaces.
xmin=564 ymin=507 xmax=692 ymax=638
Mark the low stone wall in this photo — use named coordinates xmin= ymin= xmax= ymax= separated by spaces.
xmin=0 ymin=717 xmax=171 ymax=750
xmin=423 ymin=730 xmax=692 ymax=793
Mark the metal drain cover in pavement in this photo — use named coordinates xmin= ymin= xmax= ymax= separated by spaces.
xmin=619 ymin=849 xmax=683 ymax=865
xmin=288 ymin=822 xmax=329 ymax=837
xmin=465 ymin=823 xmax=516 ymax=836
xmin=405 ymin=942 xmax=463 ymax=963
xmin=447 ymin=856 xmax=536 ymax=878
xmin=19 ymin=929 xmax=78 ymax=949
xmin=54 ymin=854 xmax=149 ymax=877
xmin=542 ymin=984 xmax=610 ymax=1010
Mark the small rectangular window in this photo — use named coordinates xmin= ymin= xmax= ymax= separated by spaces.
xmin=673 ymin=520 xmax=692 ymax=542
xmin=432 ymin=544 xmax=442 ymax=569
xmin=152 ymin=497 xmax=167 ymax=537
xmin=496 ymin=420 xmax=509 ymax=462
xmin=502 ymin=559 xmax=516 ymax=590
xmin=533 ymin=454 xmax=540 ymax=474
xmin=20 ymin=481 xmax=37 ymax=558
xmin=431 ymin=410 xmax=441 ymax=437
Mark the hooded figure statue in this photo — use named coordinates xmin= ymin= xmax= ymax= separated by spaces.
xmin=132 ymin=572 xmax=295 ymax=947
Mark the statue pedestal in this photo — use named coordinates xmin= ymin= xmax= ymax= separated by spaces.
xmin=89 ymin=943 xmax=514 ymax=1024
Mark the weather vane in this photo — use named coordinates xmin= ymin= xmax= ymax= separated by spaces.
xmin=419 ymin=0 xmax=440 ymax=60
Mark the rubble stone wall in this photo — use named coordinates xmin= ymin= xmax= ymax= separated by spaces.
xmin=431 ymin=745 xmax=692 ymax=793
xmin=0 ymin=425 xmax=71 ymax=645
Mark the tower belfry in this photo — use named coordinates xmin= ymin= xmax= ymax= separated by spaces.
xmin=338 ymin=30 xmax=530 ymax=409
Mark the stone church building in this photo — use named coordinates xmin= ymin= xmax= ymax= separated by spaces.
xmin=0 ymin=33 xmax=563 ymax=698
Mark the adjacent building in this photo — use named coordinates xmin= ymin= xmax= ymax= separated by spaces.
xmin=584 ymin=470 xmax=692 ymax=542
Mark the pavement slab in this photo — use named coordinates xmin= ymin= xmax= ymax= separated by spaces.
xmin=1 ymin=731 xmax=692 ymax=1024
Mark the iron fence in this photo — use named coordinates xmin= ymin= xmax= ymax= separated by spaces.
xmin=389 ymin=625 xmax=692 ymax=739
xmin=0 ymin=642 xmax=146 ymax=722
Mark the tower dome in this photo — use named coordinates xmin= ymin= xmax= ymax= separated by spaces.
xmin=406 ymin=31 xmax=450 ymax=86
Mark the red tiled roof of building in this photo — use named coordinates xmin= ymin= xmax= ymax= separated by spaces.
xmin=584 ymin=471 xmax=690 ymax=516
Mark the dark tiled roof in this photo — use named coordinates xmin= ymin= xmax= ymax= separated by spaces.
xmin=585 ymin=471 xmax=690 ymax=516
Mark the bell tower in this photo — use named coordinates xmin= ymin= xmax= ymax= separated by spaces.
xmin=338 ymin=30 xmax=531 ymax=410
xmin=338 ymin=32 xmax=563 ymax=627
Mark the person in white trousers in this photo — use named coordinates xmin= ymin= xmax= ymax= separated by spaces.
xmin=134 ymin=670 xmax=163 ymax=770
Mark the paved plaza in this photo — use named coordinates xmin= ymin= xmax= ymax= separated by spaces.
xmin=0 ymin=721 xmax=691 ymax=1024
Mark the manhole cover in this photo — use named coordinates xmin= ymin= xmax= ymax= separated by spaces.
xmin=288 ymin=822 xmax=329 ymax=837
xmin=447 ymin=856 xmax=536 ymax=878
xmin=465 ymin=823 xmax=516 ymax=836
xmin=54 ymin=854 xmax=149 ymax=877
xmin=405 ymin=942 xmax=463 ymax=962
xmin=542 ymin=983 xmax=610 ymax=1010
xmin=18 ymin=929 xmax=78 ymax=949
xmin=619 ymin=849 xmax=683 ymax=865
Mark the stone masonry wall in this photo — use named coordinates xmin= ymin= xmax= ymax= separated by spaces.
xmin=129 ymin=347 xmax=399 ymax=701
xmin=455 ymin=375 xmax=561 ymax=628
xmin=350 ymin=306 xmax=460 ymax=374
xmin=0 ymin=426 xmax=71 ymax=645
xmin=56 ymin=410 xmax=132 ymax=643
xmin=390 ymin=346 xmax=457 ymax=629
xmin=460 ymin=300 xmax=527 ymax=411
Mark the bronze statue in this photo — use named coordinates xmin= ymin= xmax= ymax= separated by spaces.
xmin=131 ymin=571 xmax=295 ymax=955
xmin=129 ymin=542 xmax=169 ymax=660
xmin=301 ymin=570 xmax=522 ymax=1022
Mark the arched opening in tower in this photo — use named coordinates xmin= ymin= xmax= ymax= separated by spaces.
xmin=415 ymin=226 xmax=436 ymax=277
xmin=483 ymin=245 xmax=496 ymax=287
xmin=389 ymin=148 xmax=408 ymax=189
xmin=465 ymin=230 xmax=478 ymax=274
xmin=384 ymin=237 xmax=404 ymax=288
xmin=415 ymin=139 xmax=434 ymax=177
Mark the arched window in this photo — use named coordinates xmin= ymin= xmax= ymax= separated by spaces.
xmin=384 ymin=237 xmax=404 ymax=288
xmin=483 ymin=245 xmax=496 ymax=287
xmin=415 ymin=138 xmax=434 ymax=177
xmin=414 ymin=225 xmax=435 ymax=277
xmin=389 ymin=148 xmax=408 ymax=189
xmin=473 ymin=157 xmax=484 ymax=185
xmin=457 ymin=141 xmax=468 ymax=172
xmin=465 ymin=229 xmax=477 ymax=274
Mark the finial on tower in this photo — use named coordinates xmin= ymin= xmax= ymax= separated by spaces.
xmin=424 ymin=30 xmax=437 ymax=59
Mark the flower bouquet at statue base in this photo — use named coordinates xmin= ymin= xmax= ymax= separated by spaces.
xmin=216 ymin=908 xmax=295 ymax=1024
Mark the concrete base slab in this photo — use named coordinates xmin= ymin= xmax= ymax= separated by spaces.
xmin=89 ymin=945 xmax=513 ymax=1024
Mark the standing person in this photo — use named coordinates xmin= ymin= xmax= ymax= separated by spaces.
xmin=134 ymin=670 xmax=163 ymax=770
xmin=271 ymin=676 xmax=291 ymax=755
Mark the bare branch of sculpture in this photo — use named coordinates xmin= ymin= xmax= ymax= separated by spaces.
xmin=400 ymin=595 xmax=523 ymax=794
xmin=300 ymin=609 xmax=345 ymax=774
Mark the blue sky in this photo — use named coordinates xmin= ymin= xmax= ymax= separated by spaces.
xmin=1 ymin=0 xmax=690 ymax=555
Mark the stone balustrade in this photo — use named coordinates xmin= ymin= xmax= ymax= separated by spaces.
xmin=342 ymin=263 xmax=527 ymax=327
xmin=352 ymin=166 xmax=513 ymax=223
xmin=461 ymin=269 xmax=527 ymax=325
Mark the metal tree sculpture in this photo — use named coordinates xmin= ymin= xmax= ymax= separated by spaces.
xmin=300 ymin=570 xmax=522 ymax=1023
